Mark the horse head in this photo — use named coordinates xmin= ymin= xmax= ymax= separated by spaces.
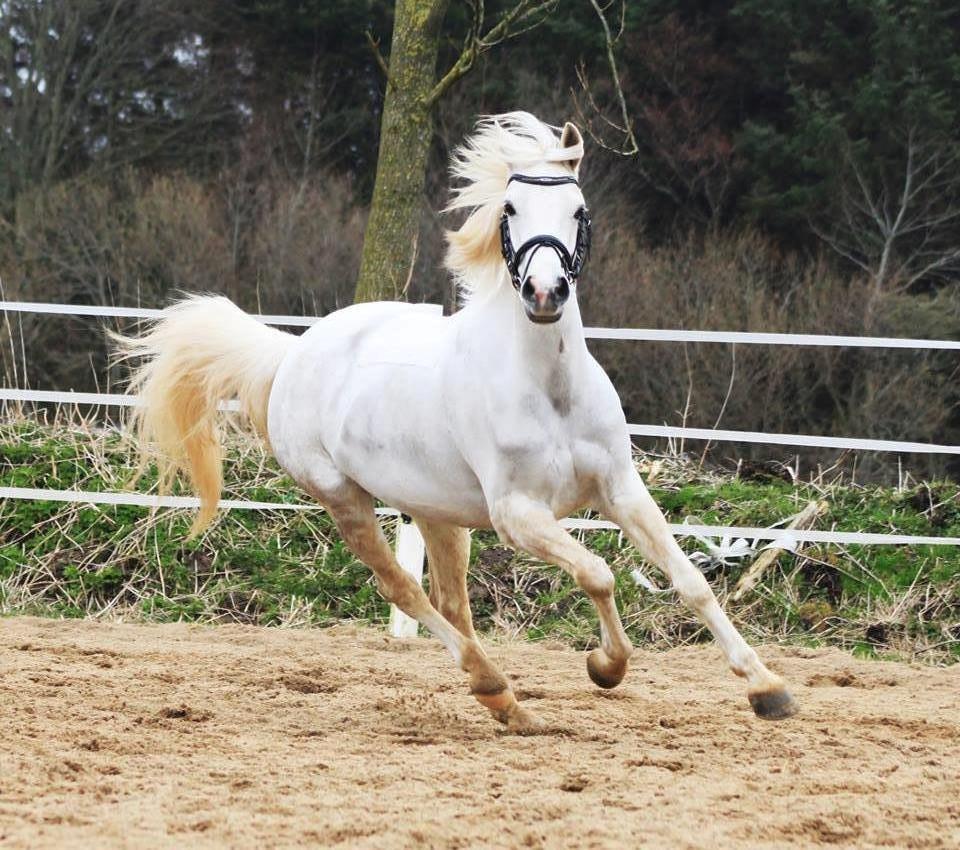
xmin=445 ymin=113 xmax=591 ymax=323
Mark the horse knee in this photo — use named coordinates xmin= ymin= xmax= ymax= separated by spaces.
xmin=490 ymin=494 xmax=540 ymax=548
xmin=673 ymin=568 xmax=714 ymax=611
xmin=578 ymin=555 xmax=615 ymax=598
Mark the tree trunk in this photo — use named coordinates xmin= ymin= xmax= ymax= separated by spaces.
xmin=354 ymin=0 xmax=449 ymax=303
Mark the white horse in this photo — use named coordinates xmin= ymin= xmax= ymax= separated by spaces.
xmin=117 ymin=113 xmax=797 ymax=731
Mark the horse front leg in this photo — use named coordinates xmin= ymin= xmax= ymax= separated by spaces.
xmin=492 ymin=493 xmax=634 ymax=689
xmin=603 ymin=474 xmax=798 ymax=720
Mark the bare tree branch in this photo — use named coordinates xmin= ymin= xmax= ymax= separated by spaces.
xmin=365 ymin=30 xmax=395 ymax=90
xmin=426 ymin=0 xmax=558 ymax=107
xmin=813 ymin=127 xmax=960 ymax=298
xmin=584 ymin=0 xmax=637 ymax=155
xmin=574 ymin=9 xmax=738 ymax=225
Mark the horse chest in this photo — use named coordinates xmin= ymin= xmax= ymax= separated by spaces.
xmin=489 ymin=394 xmax=600 ymax=509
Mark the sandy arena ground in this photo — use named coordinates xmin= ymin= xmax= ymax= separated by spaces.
xmin=0 ymin=617 xmax=957 ymax=850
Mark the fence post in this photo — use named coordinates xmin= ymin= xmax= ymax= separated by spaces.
xmin=388 ymin=515 xmax=426 ymax=638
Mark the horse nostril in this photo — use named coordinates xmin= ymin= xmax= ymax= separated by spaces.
xmin=521 ymin=277 xmax=536 ymax=301
xmin=555 ymin=277 xmax=570 ymax=302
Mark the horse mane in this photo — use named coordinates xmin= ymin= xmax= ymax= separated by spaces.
xmin=444 ymin=112 xmax=582 ymax=304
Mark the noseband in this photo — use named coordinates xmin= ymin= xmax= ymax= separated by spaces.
xmin=499 ymin=174 xmax=592 ymax=291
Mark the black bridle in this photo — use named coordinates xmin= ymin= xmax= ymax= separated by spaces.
xmin=499 ymin=174 xmax=592 ymax=291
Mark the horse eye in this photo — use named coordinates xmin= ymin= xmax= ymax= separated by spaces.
xmin=503 ymin=201 xmax=516 ymax=216
xmin=574 ymin=206 xmax=586 ymax=220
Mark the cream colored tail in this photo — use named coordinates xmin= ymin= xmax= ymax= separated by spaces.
xmin=112 ymin=295 xmax=296 ymax=534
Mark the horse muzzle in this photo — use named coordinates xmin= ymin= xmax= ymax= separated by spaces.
xmin=521 ymin=275 xmax=570 ymax=324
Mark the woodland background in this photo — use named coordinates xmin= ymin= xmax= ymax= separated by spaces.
xmin=3 ymin=0 xmax=960 ymax=480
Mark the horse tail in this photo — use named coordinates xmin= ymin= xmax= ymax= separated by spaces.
xmin=111 ymin=295 xmax=296 ymax=535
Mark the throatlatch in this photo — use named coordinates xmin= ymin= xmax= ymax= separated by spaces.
xmin=499 ymin=174 xmax=592 ymax=291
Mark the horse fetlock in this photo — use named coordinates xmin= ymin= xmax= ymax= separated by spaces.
xmin=473 ymin=679 xmax=529 ymax=728
xmin=727 ymin=648 xmax=790 ymax=700
xmin=727 ymin=646 xmax=764 ymax=681
xmin=503 ymin=703 xmax=549 ymax=735
xmin=461 ymin=642 xmax=509 ymax=697
xmin=474 ymin=688 xmax=516 ymax=716
xmin=477 ymin=692 xmax=546 ymax=733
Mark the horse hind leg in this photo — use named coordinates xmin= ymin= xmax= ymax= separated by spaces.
xmin=416 ymin=518 xmax=476 ymax=640
xmin=325 ymin=485 xmax=541 ymax=731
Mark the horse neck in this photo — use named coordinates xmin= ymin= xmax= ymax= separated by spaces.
xmin=477 ymin=278 xmax=590 ymax=384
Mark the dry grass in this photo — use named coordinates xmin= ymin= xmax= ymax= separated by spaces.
xmin=1 ymin=409 xmax=958 ymax=664
xmin=1 ymin=406 xmax=386 ymax=627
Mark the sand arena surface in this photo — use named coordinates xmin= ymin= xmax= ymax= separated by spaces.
xmin=0 ymin=617 xmax=957 ymax=849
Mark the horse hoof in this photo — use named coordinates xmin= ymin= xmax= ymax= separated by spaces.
xmin=748 ymin=687 xmax=799 ymax=720
xmin=505 ymin=704 xmax=550 ymax=735
xmin=587 ymin=649 xmax=627 ymax=690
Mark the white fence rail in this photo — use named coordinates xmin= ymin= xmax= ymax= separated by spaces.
xmin=5 ymin=299 xmax=960 ymax=347
xmin=4 ymin=300 xmax=960 ymax=456
xmin=3 ymin=485 xmax=958 ymax=547
xmin=0 ymin=388 xmax=241 ymax=411
xmin=3 ymin=297 xmax=960 ymax=636
xmin=4 ymin=388 xmax=958 ymax=456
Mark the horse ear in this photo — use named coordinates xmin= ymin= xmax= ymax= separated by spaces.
xmin=559 ymin=121 xmax=584 ymax=174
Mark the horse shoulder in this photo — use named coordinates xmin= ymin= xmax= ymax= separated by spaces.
xmin=566 ymin=357 xmax=634 ymax=477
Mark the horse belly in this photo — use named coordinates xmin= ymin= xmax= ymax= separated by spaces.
xmin=330 ymin=368 xmax=491 ymax=526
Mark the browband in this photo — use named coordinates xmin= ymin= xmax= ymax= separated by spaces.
xmin=507 ymin=174 xmax=580 ymax=187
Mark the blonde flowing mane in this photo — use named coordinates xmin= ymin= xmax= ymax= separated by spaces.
xmin=444 ymin=112 xmax=584 ymax=303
